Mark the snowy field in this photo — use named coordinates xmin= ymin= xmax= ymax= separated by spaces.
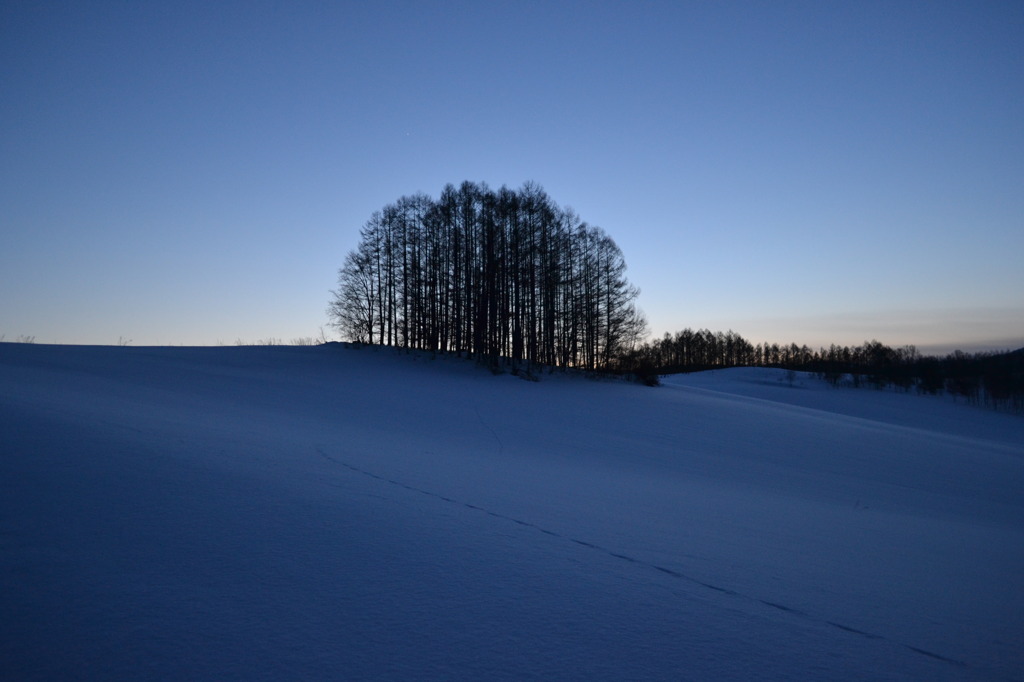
xmin=2 ymin=343 xmax=1022 ymax=681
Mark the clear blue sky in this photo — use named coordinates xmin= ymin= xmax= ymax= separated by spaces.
xmin=3 ymin=1 xmax=1022 ymax=353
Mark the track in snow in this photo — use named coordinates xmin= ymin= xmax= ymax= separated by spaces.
xmin=317 ymin=448 xmax=971 ymax=672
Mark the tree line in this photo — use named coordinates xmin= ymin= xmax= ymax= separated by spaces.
xmin=619 ymin=329 xmax=1024 ymax=413
xmin=329 ymin=181 xmax=646 ymax=370
xmin=327 ymin=182 xmax=1020 ymax=412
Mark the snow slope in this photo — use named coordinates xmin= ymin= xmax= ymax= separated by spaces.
xmin=2 ymin=343 xmax=1022 ymax=680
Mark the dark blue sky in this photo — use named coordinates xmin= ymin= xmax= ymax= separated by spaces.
xmin=3 ymin=1 xmax=1022 ymax=351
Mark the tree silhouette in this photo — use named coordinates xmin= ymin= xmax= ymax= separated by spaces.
xmin=329 ymin=182 xmax=645 ymax=371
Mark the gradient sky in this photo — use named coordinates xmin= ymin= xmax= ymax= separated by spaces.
xmin=3 ymin=1 xmax=1022 ymax=353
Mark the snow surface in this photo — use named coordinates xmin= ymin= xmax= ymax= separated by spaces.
xmin=2 ymin=343 xmax=1022 ymax=681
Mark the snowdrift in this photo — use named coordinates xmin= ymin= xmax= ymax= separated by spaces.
xmin=2 ymin=343 xmax=1022 ymax=680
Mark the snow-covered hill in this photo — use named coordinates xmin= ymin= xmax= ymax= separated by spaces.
xmin=2 ymin=343 xmax=1022 ymax=680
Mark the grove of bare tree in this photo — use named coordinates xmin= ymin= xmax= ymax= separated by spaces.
xmin=329 ymin=181 xmax=646 ymax=371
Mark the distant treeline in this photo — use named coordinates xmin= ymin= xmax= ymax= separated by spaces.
xmin=619 ymin=329 xmax=1024 ymax=413
xmin=329 ymin=181 xmax=646 ymax=370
